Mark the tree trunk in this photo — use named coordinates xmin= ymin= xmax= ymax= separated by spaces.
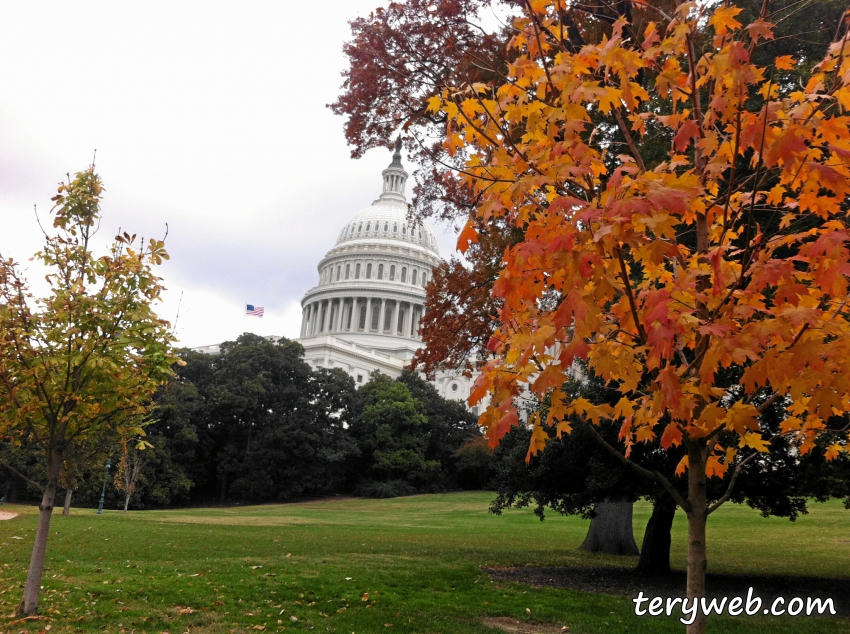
xmin=636 ymin=497 xmax=676 ymax=575
xmin=18 ymin=451 xmax=61 ymax=616
xmin=123 ymin=492 xmax=131 ymax=512
xmin=685 ymin=442 xmax=709 ymax=634
xmin=62 ymin=489 xmax=73 ymax=516
xmin=579 ymin=498 xmax=640 ymax=556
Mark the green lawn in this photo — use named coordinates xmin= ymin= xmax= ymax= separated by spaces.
xmin=0 ymin=493 xmax=847 ymax=633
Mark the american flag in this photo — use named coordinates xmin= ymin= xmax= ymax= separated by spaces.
xmin=245 ymin=304 xmax=264 ymax=317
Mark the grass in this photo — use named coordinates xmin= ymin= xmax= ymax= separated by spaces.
xmin=0 ymin=493 xmax=847 ymax=633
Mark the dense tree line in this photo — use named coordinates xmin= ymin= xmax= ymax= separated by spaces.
xmin=0 ymin=334 xmax=483 ymax=509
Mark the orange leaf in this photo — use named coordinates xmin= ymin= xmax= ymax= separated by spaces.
xmin=745 ymin=19 xmax=774 ymax=43
xmin=710 ymin=6 xmax=744 ymax=36
xmin=774 ymin=55 xmax=795 ymax=70
xmin=526 ymin=422 xmax=549 ymax=461
xmin=457 ymin=220 xmax=479 ymax=253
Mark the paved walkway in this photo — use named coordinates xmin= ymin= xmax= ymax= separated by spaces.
xmin=0 ymin=511 xmax=18 ymax=520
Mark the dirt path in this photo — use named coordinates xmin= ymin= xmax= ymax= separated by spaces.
xmin=0 ymin=511 xmax=19 ymax=520
xmin=482 ymin=617 xmax=569 ymax=632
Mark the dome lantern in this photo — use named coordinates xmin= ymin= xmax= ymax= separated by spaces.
xmin=379 ymin=137 xmax=408 ymax=203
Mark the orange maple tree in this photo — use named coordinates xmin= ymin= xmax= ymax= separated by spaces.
xmin=426 ymin=1 xmax=850 ymax=631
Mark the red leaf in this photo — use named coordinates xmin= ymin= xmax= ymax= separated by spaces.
xmin=553 ymin=289 xmax=588 ymax=330
xmin=491 ymin=408 xmax=518 ymax=448
xmin=673 ymin=119 xmax=700 ymax=152
xmin=660 ymin=421 xmax=683 ymax=448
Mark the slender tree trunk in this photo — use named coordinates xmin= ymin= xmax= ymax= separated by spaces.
xmin=579 ymin=498 xmax=640 ymax=556
xmin=636 ymin=497 xmax=676 ymax=575
xmin=123 ymin=492 xmax=131 ymax=512
xmin=62 ymin=489 xmax=73 ymax=516
xmin=18 ymin=451 xmax=61 ymax=616
xmin=685 ymin=441 xmax=709 ymax=634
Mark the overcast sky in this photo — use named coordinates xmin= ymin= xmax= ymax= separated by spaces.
xmin=0 ymin=1 xmax=460 ymax=348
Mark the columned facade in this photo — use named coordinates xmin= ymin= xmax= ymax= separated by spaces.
xmin=299 ymin=296 xmax=425 ymax=339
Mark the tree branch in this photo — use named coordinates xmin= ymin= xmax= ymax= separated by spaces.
xmin=613 ymin=106 xmax=647 ymax=173
xmin=707 ymin=449 xmax=761 ymax=514
xmin=580 ymin=419 xmax=690 ymax=513
xmin=614 ymin=247 xmax=647 ymax=344
xmin=0 ymin=460 xmax=44 ymax=492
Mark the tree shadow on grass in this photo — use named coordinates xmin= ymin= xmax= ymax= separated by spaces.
xmin=483 ymin=567 xmax=850 ymax=617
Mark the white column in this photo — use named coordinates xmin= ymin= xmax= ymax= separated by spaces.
xmin=395 ymin=303 xmax=403 ymax=334
xmin=326 ymin=302 xmax=333 ymax=333
xmin=334 ymin=297 xmax=345 ymax=332
xmin=307 ymin=303 xmax=315 ymax=335
xmin=300 ymin=306 xmax=307 ymax=338
xmin=320 ymin=300 xmax=329 ymax=332
xmin=366 ymin=298 xmax=372 ymax=331
xmin=389 ymin=301 xmax=397 ymax=333
xmin=408 ymin=304 xmax=419 ymax=339
xmin=405 ymin=302 xmax=414 ymax=338
xmin=357 ymin=297 xmax=372 ymax=332
xmin=378 ymin=298 xmax=387 ymax=332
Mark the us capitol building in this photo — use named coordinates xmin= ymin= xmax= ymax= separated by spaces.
xmin=195 ymin=142 xmax=479 ymax=408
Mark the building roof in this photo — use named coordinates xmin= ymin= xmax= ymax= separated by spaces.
xmin=333 ymin=145 xmax=439 ymax=257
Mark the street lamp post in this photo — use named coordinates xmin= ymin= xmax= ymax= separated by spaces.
xmin=97 ymin=458 xmax=112 ymax=515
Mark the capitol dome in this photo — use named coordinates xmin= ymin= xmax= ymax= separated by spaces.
xmin=297 ymin=141 xmax=443 ymax=378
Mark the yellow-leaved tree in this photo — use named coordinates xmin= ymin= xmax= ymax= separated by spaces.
xmin=426 ymin=2 xmax=850 ymax=632
xmin=0 ymin=166 xmax=178 ymax=615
